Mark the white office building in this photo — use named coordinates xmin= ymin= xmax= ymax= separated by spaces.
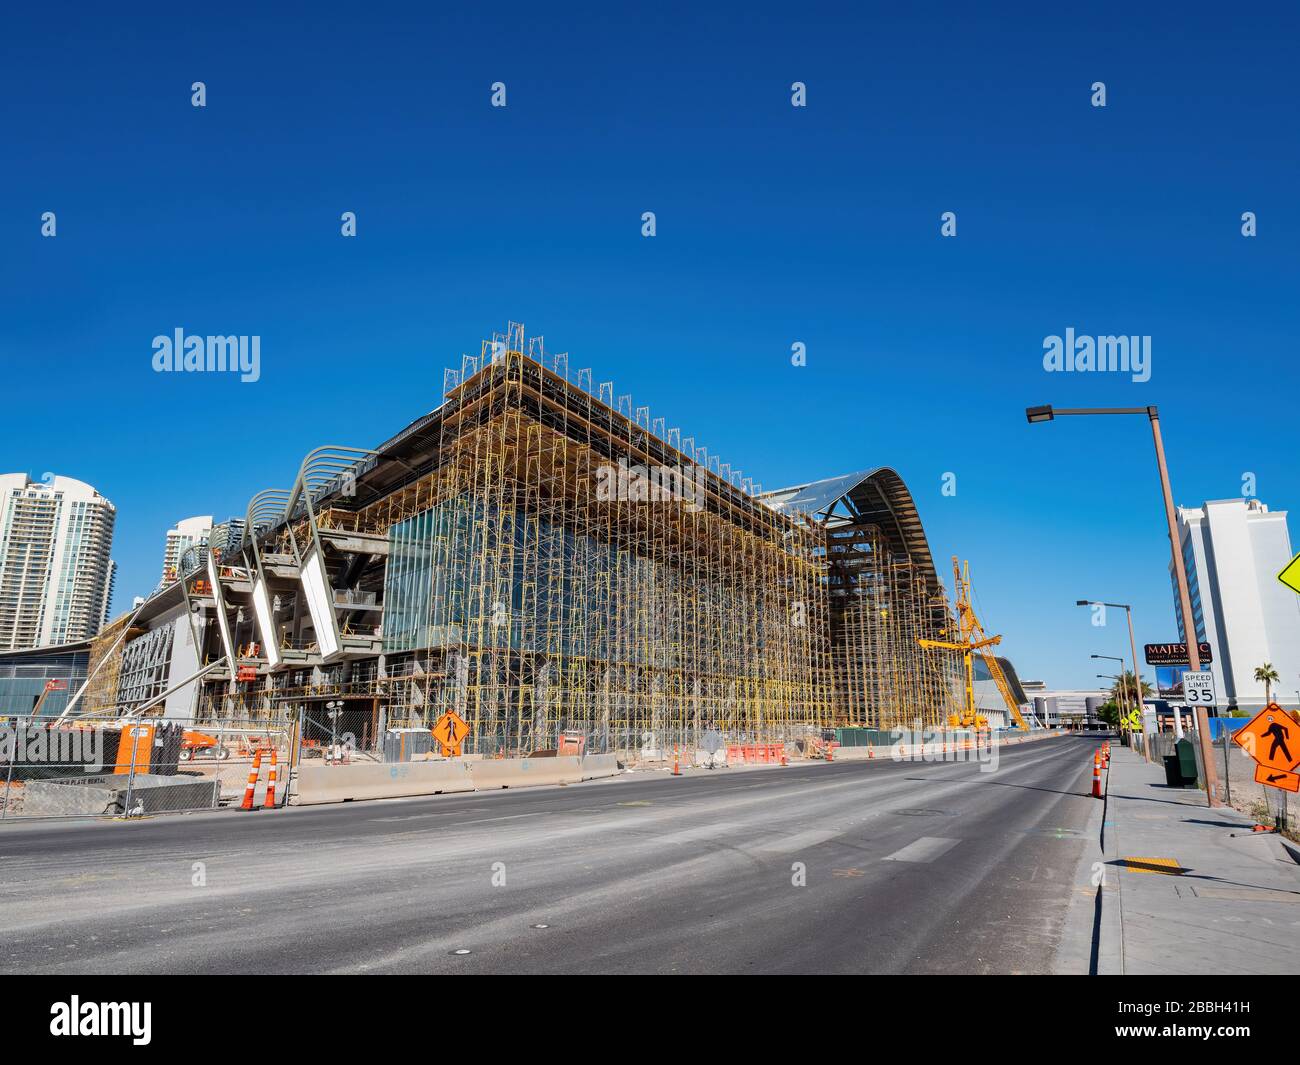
xmin=161 ymin=515 xmax=213 ymax=583
xmin=1172 ymin=498 xmax=1300 ymax=712
xmin=1021 ymin=681 xmax=1108 ymax=728
xmin=0 ymin=474 xmax=117 ymax=650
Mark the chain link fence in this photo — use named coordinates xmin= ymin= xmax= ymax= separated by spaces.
xmin=1131 ymin=726 xmax=1288 ymax=818
xmin=0 ymin=715 xmax=293 ymax=821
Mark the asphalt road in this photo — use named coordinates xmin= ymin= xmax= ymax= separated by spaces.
xmin=0 ymin=734 xmax=1103 ymax=974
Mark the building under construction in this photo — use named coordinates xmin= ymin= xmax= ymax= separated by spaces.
xmin=74 ymin=325 xmax=1001 ymax=757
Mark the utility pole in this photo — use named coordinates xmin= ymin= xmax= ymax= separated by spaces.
xmin=1029 ymin=404 xmax=1220 ymax=806
xmin=1148 ymin=408 xmax=1219 ymax=805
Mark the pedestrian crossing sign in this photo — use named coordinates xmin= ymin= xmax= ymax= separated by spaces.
xmin=1232 ymin=703 xmax=1300 ymax=774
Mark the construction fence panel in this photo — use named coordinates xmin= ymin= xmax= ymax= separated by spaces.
xmin=0 ymin=715 xmax=293 ymax=821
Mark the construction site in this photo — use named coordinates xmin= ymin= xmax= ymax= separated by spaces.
xmin=2 ymin=324 xmax=1037 ymax=816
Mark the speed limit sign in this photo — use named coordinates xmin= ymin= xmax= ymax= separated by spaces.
xmin=1183 ymin=670 xmax=1217 ymax=706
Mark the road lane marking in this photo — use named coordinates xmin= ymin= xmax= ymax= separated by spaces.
xmin=755 ymin=828 xmax=841 ymax=853
xmin=883 ymin=836 xmax=960 ymax=863
xmin=655 ymin=821 xmax=743 ymax=845
xmin=369 ymin=812 xmax=543 ymax=826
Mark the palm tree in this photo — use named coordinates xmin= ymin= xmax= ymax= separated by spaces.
xmin=1109 ymin=671 xmax=1152 ymax=708
xmin=1096 ymin=701 xmax=1123 ymax=728
xmin=1254 ymin=662 xmax=1280 ymax=704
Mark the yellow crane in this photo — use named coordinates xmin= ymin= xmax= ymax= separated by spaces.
xmin=918 ymin=558 xmax=1034 ymax=730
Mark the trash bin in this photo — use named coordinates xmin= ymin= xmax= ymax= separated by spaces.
xmin=1175 ymin=737 xmax=1198 ymax=784
xmin=1163 ymin=755 xmax=1184 ymax=787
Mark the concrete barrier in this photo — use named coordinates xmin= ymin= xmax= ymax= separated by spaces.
xmin=580 ymin=753 xmax=620 ymax=779
xmin=291 ymin=752 xmax=624 ymax=805
xmin=467 ymin=755 xmax=581 ymax=790
xmin=21 ymin=773 xmax=220 ymax=817
xmin=293 ymin=759 xmax=475 ymax=805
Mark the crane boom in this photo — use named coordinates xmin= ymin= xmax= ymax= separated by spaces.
xmin=918 ymin=558 xmax=1036 ymax=730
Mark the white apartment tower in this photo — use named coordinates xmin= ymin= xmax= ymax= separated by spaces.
xmin=1172 ymin=498 xmax=1300 ymax=712
xmin=161 ymin=515 xmax=213 ymax=583
xmin=0 ymin=474 xmax=117 ymax=650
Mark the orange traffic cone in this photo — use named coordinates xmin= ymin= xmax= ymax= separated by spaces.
xmin=673 ymin=745 xmax=680 ymax=776
xmin=240 ymin=751 xmax=263 ymax=811
xmin=265 ymin=749 xmax=278 ymax=808
xmin=1091 ymin=751 xmax=1102 ymax=799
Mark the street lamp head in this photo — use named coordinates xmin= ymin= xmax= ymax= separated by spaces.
xmin=1025 ymin=405 xmax=1055 ymax=424
xmin=1075 ymin=600 xmax=1091 ymax=607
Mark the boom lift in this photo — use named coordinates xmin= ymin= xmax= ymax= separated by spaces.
xmin=918 ymin=558 xmax=1036 ymax=730
xmin=30 ymin=678 xmax=67 ymax=716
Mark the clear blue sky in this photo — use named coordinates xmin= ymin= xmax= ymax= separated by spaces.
xmin=3 ymin=2 xmax=1297 ymax=689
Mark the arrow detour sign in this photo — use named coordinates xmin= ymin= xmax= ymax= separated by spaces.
xmin=1254 ymin=764 xmax=1300 ymax=794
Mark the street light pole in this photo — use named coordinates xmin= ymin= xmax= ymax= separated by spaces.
xmin=1080 ymin=600 xmax=1163 ymax=753
xmin=1093 ymin=653 xmax=1131 ymax=739
xmin=1030 ymin=404 xmax=1220 ymax=806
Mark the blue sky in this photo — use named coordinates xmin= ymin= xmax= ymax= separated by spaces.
xmin=3 ymin=2 xmax=1298 ymax=689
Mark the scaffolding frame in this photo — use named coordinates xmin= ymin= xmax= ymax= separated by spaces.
xmin=361 ymin=325 xmax=832 ymax=758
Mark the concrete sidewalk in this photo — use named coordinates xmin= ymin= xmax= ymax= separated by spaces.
xmin=1059 ymin=744 xmax=1300 ymax=974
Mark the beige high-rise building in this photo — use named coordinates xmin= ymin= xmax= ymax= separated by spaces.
xmin=0 ymin=474 xmax=117 ymax=650
xmin=1173 ymin=498 xmax=1300 ymax=712
xmin=161 ymin=515 xmax=213 ymax=584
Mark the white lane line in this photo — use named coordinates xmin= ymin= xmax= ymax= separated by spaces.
xmin=655 ymin=821 xmax=743 ymax=845
xmin=755 ymin=828 xmax=841 ymax=853
xmin=368 ymin=811 xmax=543 ymax=826
xmin=883 ymin=836 xmax=960 ymax=863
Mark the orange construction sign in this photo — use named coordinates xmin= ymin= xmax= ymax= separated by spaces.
xmin=1254 ymin=764 xmax=1300 ymax=793
xmin=431 ymin=711 xmax=470 ymax=756
xmin=1232 ymin=703 xmax=1300 ymax=774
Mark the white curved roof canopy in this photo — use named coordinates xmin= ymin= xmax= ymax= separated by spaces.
xmin=759 ymin=467 xmax=941 ymax=597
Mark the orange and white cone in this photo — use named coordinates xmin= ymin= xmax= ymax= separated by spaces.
xmin=673 ymin=745 xmax=680 ymax=776
xmin=266 ymin=750 xmax=278 ymax=808
xmin=240 ymin=751 xmax=263 ymax=811
xmin=1091 ymin=751 xmax=1102 ymax=799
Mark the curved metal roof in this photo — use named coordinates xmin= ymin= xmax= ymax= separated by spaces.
xmin=759 ymin=467 xmax=940 ymax=592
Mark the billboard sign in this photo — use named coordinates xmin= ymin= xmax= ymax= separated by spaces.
xmin=1144 ymin=642 xmax=1213 ymax=666
xmin=1155 ymin=665 xmax=1187 ymax=699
